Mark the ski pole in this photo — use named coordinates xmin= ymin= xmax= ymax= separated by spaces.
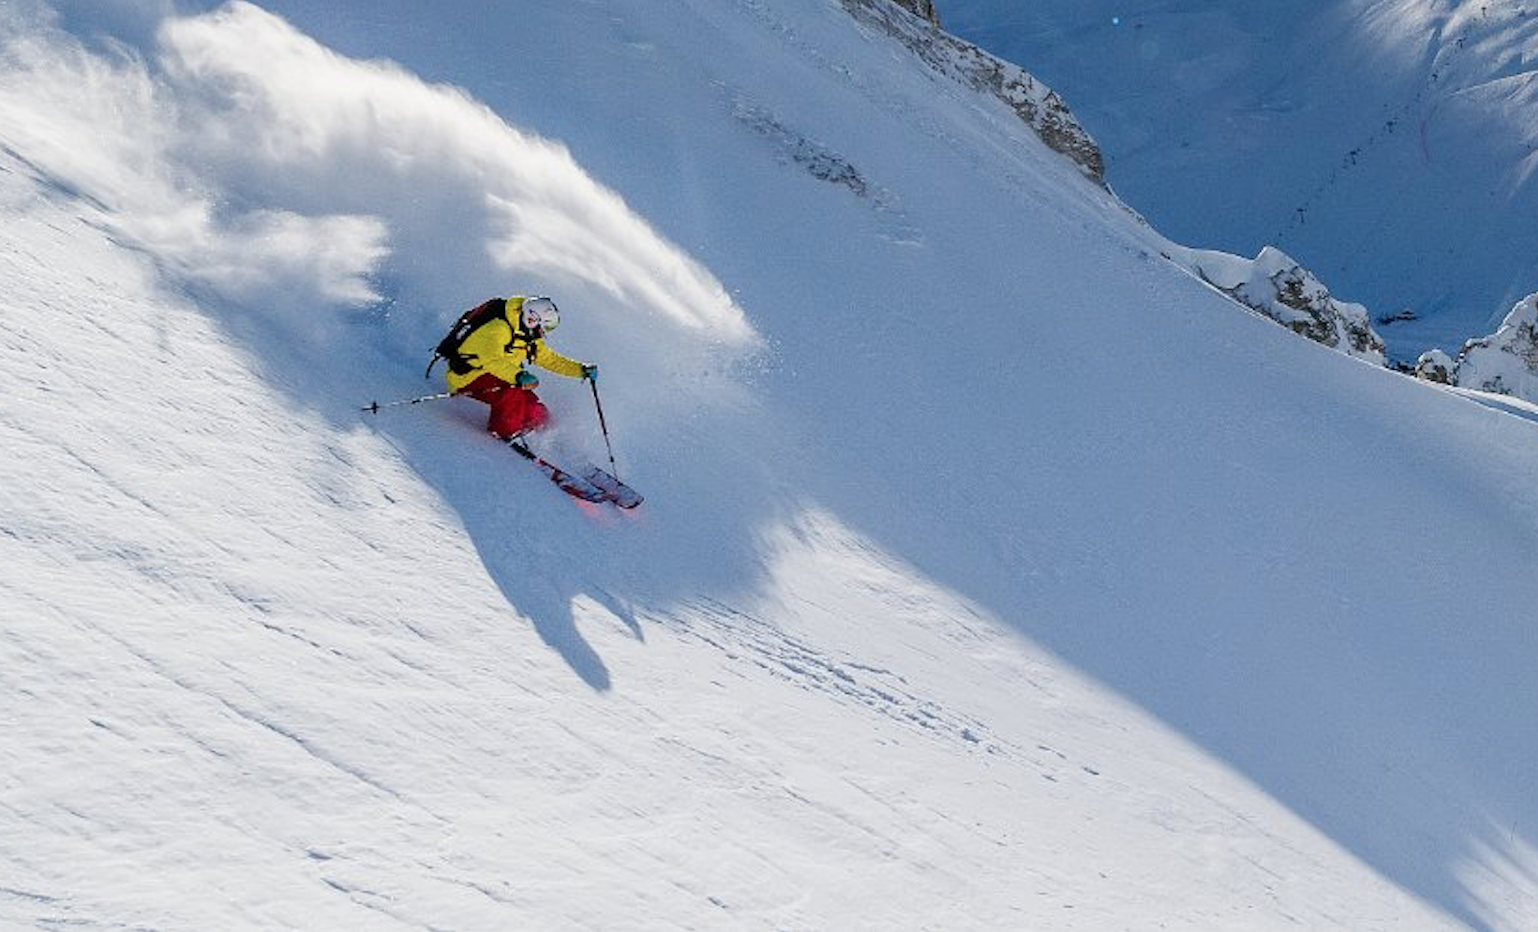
xmin=361 ymin=391 xmax=455 ymax=414
xmin=588 ymin=379 xmax=620 ymax=479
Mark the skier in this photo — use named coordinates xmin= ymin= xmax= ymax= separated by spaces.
xmin=437 ymin=296 xmax=598 ymax=441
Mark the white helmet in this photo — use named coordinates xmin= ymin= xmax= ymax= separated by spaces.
xmin=520 ymin=296 xmax=560 ymax=333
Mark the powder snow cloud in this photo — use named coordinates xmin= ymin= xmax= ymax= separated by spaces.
xmin=0 ymin=1 xmax=756 ymax=354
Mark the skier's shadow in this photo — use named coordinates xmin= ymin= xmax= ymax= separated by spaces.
xmin=380 ymin=393 xmax=763 ymax=693
xmin=481 ymin=559 xmax=624 ymax=692
xmin=385 ymin=402 xmax=633 ymax=691
xmin=469 ymin=510 xmax=648 ymax=693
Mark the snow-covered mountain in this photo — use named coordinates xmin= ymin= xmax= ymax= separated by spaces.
xmin=4 ymin=2 xmax=1537 ymax=929
xmin=1418 ymin=295 xmax=1538 ymax=398
xmin=942 ymin=0 xmax=1538 ymax=365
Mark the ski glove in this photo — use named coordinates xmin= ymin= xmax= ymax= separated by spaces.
xmin=514 ymin=369 xmax=540 ymax=389
xmin=581 ymin=364 xmax=599 ymax=383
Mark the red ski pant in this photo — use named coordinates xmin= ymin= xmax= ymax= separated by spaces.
xmin=458 ymin=373 xmax=550 ymax=438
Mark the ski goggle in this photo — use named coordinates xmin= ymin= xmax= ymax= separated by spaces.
xmin=521 ymin=297 xmax=560 ymax=333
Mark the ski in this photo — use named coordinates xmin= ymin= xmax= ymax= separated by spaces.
xmin=506 ymin=440 xmax=610 ymax=504
xmin=581 ymin=466 xmax=644 ymax=509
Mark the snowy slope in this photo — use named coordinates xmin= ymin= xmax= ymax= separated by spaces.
xmin=4 ymin=1 xmax=1538 ymax=929
xmin=942 ymin=0 xmax=1538 ymax=361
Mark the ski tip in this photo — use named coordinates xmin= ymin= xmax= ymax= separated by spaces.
xmin=608 ymin=486 xmax=644 ymax=509
xmin=581 ymin=468 xmax=643 ymax=509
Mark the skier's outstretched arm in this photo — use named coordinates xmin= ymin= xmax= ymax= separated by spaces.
xmin=531 ymin=340 xmax=590 ymax=379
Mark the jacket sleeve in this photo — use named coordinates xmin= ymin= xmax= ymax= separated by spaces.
xmin=531 ymin=340 xmax=588 ymax=379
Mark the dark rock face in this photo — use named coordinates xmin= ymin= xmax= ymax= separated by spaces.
xmin=890 ymin=0 xmax=940 ymax=25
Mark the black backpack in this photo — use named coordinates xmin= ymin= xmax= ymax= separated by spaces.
xmin=425 ymin=298 xmax=530 ymax=378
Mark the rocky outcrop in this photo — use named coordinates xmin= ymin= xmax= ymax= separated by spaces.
xmin=1414 ymin=295 xmax=1538 ymax=403
xmin=1412 ymin=349 xmax=1455 ymax=384
xmin=1185 ymin=246 xmax=1386 ymax=366
xmin=837 ymin=0 xmax=1104 ymax=184
xmin=889 ymin=0 xmax=940 ymax=25
xmin=734 ymin=97 xmax=872 ymax=197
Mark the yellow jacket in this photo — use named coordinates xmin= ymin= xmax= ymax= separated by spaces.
xmin=445 ymin=298 xmax=587 ymax=393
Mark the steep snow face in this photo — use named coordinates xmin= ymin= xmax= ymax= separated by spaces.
xmin=5 ymin=1 xmax=1538 ymax=930
xmin=942 ymin=0 xmax=1538 ymax=360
